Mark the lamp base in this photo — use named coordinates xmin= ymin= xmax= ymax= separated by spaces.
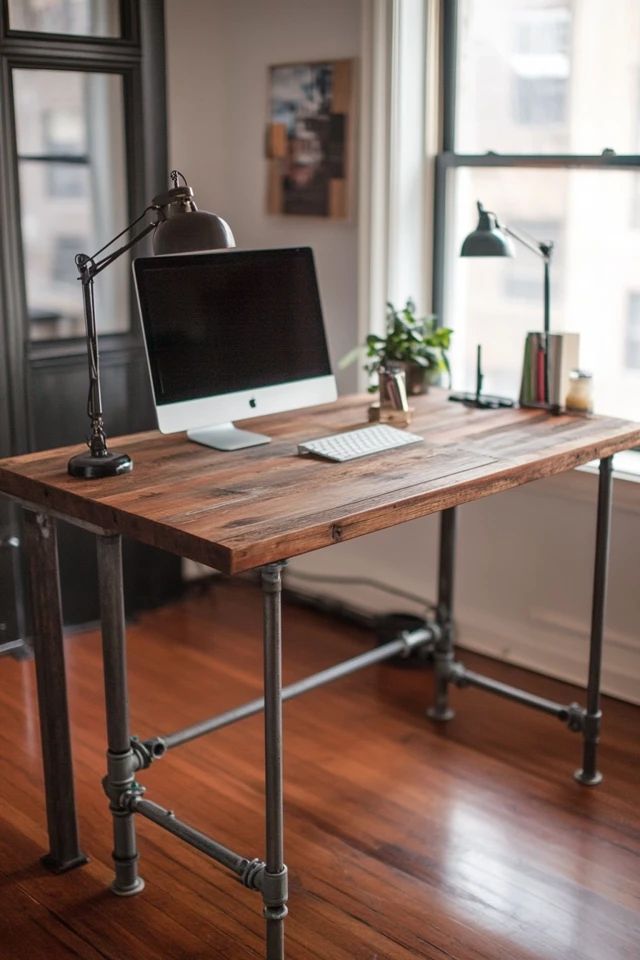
xmin=68 ymin=450 xmax=133 ymax=478
xmin=449 ymin=392 xmax=515 ymax=410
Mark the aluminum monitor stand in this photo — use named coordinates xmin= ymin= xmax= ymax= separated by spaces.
xmin=187 ymin=422 xmax=271 ymax=451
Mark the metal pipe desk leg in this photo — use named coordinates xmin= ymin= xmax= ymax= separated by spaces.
xmin=22 ymin=510 xmax=88 ymax=873
xmin=261 ymin=563 xmax=288 ymax=960
xmin=428 ymin=507 xmax=457 ymax=722
xmin=97 ymin=534 xmax=144 ymax=894
xmin=575 ymin=456 xmax=613 ymax=786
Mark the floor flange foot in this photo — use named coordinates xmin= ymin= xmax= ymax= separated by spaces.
xmin=111 ymin=876 xmax=145 ymax=896
xmin=574 ymin=768 xmax=603 ymax=786
xmin=427 ymin=707 xmax=455 ymax=722
xmin=41 ymin=852 xmax=89 ymax=874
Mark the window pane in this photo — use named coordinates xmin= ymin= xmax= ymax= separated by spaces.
xmin=13 ymin=69 xmax=129 ymax=341
xmin=444 ymin=167 xmax=640 ymax=419
xmin=7 ymin=0 xmax=120 ymax=37
xmin=627 ymin=294 xmax=640 ymax=370
xmin=456 ymin=0 xmax=640 ymax=154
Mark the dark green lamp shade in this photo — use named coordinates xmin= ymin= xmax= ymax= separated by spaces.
xmin=460 ymin=202 xmax=515 ymax=257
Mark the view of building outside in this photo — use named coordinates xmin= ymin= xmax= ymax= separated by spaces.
xmin=13 ymin=67 xmax=128 ymax=340
xmin=7 ymin=0 xmax=120 ymax=37
xmin=445 ymin=0 xmax=640 ymax=419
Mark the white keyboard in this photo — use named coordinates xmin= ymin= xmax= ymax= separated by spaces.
xmin=297 ymin=424 xmax=424 ymax=462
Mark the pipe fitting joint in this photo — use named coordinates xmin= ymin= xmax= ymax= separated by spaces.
xmin=260 ymin=865 xmax=289 ymax=909
xmin=564 ymin=702 xmax=586 ymax=733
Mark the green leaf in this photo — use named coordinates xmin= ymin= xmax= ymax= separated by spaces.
xmin=341 ymin=299 xmax=453 ymax=384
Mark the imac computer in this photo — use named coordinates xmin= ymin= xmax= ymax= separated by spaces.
xmin=133 ymin=247 xmax=337 ymax=450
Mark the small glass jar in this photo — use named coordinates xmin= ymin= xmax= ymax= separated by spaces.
xmin=565 ymin=369 xmax=593 ymax=414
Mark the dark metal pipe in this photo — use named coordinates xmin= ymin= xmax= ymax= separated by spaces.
xmin=263 ymin=564 xmax=284 ymax=875
xmin=262 ymin=562 xmax=287 ymax=960
xmin=575 ymin=456 xmax=613 ymax=785
xmin=97 ymin=535 xmax=131 ymax=754
xmin=587 ymin=457 xmax=613 ymax=716
xmin=429 ymin=507 xmax=457 ymax=721
xmin=97 ymin=534 xmax=143 ymax=896
xmin=133 ymin=797 xmax=252 ymax=877
xmin=437 ymin=507 xmax=457 ymax=620
xmin=451 ymin=666 xmax=568 ymax=718
xmin=160 ymin=629 xmax=433 ymax=751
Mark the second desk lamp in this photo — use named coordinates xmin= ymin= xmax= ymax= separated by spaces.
xmin=451 ymin=200 xmax=554 ymax=410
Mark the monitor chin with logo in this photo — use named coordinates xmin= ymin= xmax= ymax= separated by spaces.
xmin=133 ymin=247 xmax=337 ymax=451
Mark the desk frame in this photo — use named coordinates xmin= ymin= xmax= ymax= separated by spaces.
xmin=15 ymin=455 xmax=613 ymax=959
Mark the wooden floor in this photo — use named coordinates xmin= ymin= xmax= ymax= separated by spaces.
xmin=0 ymin=580 xmax=638 ymax=960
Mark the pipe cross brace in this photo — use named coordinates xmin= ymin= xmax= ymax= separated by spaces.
xmin=136 ymin=624 xmax=439 ymax=761
xmin=442 ymin=660 xmax=593 ymax=733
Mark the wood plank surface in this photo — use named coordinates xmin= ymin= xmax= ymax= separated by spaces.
xmin=0 ymin=392 xmax=638 ymax=574
xmin=1 ymin=580 xmax=638 ymax=959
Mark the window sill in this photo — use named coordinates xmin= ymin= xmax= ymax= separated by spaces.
xmin=579 ymin=449 xmax=640 ymax=484
xmin=520 ymin=451 xmax=640 ymax=515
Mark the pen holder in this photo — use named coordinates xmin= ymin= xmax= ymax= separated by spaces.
xmin=369 ymin=366 xmax=413 ymax=426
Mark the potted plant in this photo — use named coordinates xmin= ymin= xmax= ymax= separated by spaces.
xmin=342 ymin=299 xmax=453 ymax=395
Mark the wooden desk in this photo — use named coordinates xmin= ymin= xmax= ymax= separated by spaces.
xmin=1 ymin=392 xmax=639 ymax=960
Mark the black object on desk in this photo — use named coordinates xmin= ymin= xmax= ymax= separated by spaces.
xmin=449 ymin=344 xmax=515 ymax=410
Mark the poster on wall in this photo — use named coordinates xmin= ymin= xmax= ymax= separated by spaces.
xmin=265 ymin=59 xmax=354 ymax=219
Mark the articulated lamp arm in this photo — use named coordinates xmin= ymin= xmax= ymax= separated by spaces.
xmin=73 ymin=209 xmax=163 ymax=474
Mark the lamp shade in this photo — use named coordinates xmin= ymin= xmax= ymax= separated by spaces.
xmin=460 ymin=201 xmax=514 ymax=257
xmin=151 ymin=185 xmax=235 ymax=255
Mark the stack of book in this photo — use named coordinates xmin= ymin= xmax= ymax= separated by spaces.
xmin=520 ymin=332 xmax=579 ymax=410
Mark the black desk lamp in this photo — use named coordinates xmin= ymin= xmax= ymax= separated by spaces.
xmin=68 ymin=171 xmax=235 ymax=479
xmin=452 ymin=200 xmax=554 ymax=409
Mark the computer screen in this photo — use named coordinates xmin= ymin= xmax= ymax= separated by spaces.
xmin=133 ymin=247 xmax=337 ymax=450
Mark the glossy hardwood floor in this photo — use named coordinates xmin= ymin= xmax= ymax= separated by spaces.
xmin=0 ymin=579 xmax=638 ymax=960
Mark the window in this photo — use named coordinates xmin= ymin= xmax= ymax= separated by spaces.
xmin=627 ymin=295 xmax=640 ymax=370
xmin=13 ymin=68 xmax=128 ymax=340
xmin=7 ymin=0 xmax=120 ymax=37
xmin=52 ymin=235 xmax=86 ymax=282
xmin=435 ymin=0 xmax=640 ymax=419
xmin=503 ymin=219 xmax=562 ymax=299
xmin=43 ymin=108 xmax=86 ymax=198
xmin=514 ymin=76 xmax=566 ymax=125
xmin=511 ymin=5 xmax=569 ymax=126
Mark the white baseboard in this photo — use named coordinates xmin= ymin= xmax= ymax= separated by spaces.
xmin=284 ymin=562 xmax=640 ymax=705
xmin=455 ymin=606 xmax=640 ymax=706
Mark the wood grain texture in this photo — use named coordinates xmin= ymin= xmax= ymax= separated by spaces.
xmin=1 ymin=580 xmax=638 ymax=959
xmin=0 ymin=391 xmax=639 ymax=574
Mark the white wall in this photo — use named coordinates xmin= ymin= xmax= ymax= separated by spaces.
xmin=286 ymin=468 xmax=640 ymax=704
xmin=165 ymin=0 xmax=640 ymax=704
xmin=165 ymin=0 xmax=362 ymax=393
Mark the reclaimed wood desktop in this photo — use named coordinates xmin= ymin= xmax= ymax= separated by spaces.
xmin=1 ymin=391 xmax=639 ymax=960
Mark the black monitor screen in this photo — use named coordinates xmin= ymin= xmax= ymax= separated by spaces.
xmin=134 ymin=247 xmax=332 ymax=406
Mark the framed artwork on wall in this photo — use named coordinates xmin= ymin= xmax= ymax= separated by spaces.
xmin=266 ymin=59 xmax=355 ymax=219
